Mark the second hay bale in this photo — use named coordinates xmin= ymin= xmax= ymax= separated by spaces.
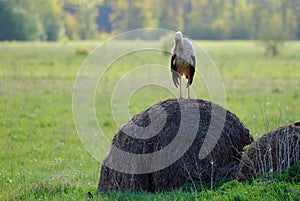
xmin=235 ymin=121 xmax=300 ymax=181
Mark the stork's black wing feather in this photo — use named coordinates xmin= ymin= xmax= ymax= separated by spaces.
xmin=171 ymin=54 xmax=177 ymax=71
xmin=190 ymin=55 xmax=196 ymax=85
xmin=171 ymin=54 xmax=179 ymax=88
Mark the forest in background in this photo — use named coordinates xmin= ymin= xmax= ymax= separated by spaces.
xmin=0 ymin=0 xmax=300 ymax=41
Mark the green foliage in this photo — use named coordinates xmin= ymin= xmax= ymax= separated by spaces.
xmin=0 ymin=0 xmax=41 ymax=40
xmin=0 ymin=0 xmax=98 ymax=41
xmin=104 ymin=0 xmax=300 ymax=42
xmin=2 ymin=0 xmax=300 ymax=42
xmin=74 ymin=46 xmax=90 ymax=56
xmin=38 ymin=0 xmax=63 ymax=41
xmin=63 ymin=1 xmax=99 ymax=40
xmin=254 ymin=6 xmax=287 ymax=56
xmin=0 ymin=0 xmax=63 ymax=41
xmin=275 ymin=161 xmax=300 ymax=183
xmin=64 ymin=13 xmax=80 ymax=40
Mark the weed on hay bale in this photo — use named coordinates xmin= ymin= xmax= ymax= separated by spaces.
xmin=98 ymin=98 xmax=253 ymax=193
xmin=235 ymin=121 xmax=300 ymax=181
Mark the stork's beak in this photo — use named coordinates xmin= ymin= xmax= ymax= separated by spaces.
xmin=174 ymin=41 xmax=178 ymax=54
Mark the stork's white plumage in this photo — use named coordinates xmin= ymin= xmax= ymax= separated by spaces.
xmin=171 ymin=31 xmax=195 ymax=98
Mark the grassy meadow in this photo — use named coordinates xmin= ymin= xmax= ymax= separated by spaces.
xmin=0 ymin=40 xmax=300 ymax=200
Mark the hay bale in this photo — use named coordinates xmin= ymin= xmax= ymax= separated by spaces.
xmin=98 ymin=98 xmax=253 ymax=193
xmin=235 ymin=121 xmax=300 ymax=181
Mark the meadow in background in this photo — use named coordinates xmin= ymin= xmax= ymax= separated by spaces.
xmin=0 ymin=40 xmax=299 ymax=200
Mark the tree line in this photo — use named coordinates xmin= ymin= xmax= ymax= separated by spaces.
xmin=1 ymin=0 xmax=300 ymax=41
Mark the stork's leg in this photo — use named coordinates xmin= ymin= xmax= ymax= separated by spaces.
xmin=178 ymin=66 xmax=182 ymax=98
xmin=188 ymin=66 xmax=191 ymax=98
xmin=180 ymin=76 xmax=182 ymax=99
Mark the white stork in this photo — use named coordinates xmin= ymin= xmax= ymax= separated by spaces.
xmin=171 ymin=31 xmax=195 ymax=98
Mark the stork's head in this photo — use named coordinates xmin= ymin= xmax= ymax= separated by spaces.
xmin=175 ymin=31 xmax=182 ymax=43
xmin=174 ymin=31 xmax=182 ymax=53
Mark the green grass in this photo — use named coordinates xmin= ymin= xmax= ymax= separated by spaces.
xmin=0 ymin=40 xmax=300 ymax=200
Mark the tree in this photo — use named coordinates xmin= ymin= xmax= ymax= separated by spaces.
xmin=78 ymin=2 xmax=98 ymax=39
xmin=38 ymin=0 xmax=63 ymax=41
xmin=0 ymin=0 xmax=41 ymax=40
xmin=2 ymin=0 xmax=300 ymax=41
xmin=251 ymin=0 xmax=296 ymax=56
xmin=140 ymin=0 xmax=161 ymax=28
xmin=230 ymin=0 xmax=253 ymax=39
xmin=63 ymin=0 xmax=99 ymax=40
xmin=186 ymin=0 xmax=227 ymax=39
xmin=108 ymin=0 xmax=146 ymax=32
xmin=64 ymin=13 xmax=80 ymax=40
xmin=159 ymin=2 xmax=177 ymax=31
xmin=259 ymin=14 xmax=287 ymax=56
xmin=97 ymin=5 xmax=112 ymax=32
xmin=0 ymin=0 xmax=63 ymax=41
